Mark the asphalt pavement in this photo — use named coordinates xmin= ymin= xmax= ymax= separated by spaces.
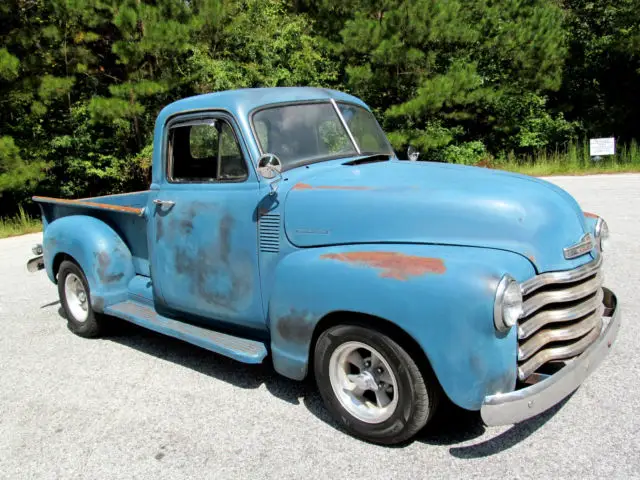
xmin=1 ymin=173 xmax=639 ymax=479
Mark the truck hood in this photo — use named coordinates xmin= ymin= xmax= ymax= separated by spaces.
xmin=283 ymin=160 xmax=594 ymax=272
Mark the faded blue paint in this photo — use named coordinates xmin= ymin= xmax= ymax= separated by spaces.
xmin=82 ymin=190 xmax=149 ymax=208
xmin=148 ymin=182 xmax=265 ymax=332
xmin=150 ymin=87 xmax=368 ymax=188
xmin=268 ymin=243 xmax=534 ymax=410
xmin=42 ymin=215 xmax=135 ymax=311
xmin=127 ymin=275 xmax=154 ymax=306
xmin=583 ymin=213 xmax=599 ymax=234
xmin=37 ymin=194 xmax=150 ymax=277
xmin=147 ymin=110 xmax=265 ymax=332
xmin=34 ymin=87 xmax=603 ymax=413
xmin=104 ymin=302 xmax=268 ymax=364
xmin=283 ymin=161 xmax=595 ymax=273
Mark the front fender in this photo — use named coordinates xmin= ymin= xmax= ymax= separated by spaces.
xmin=269 ymin=244 xmax=535 ymax=411
xmin=43 ymin=215 xmax=135 ymax=312
xmin=583 ymin=212 xmax=599 ymax=235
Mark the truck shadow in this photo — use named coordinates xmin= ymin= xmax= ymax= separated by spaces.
xmin=418 ymin=394 xmax=570 ymax=457
xmin=56 ymin=308 xmax=568 ymax=456
xmin=93 ymin=314 xmax=317 ymax=406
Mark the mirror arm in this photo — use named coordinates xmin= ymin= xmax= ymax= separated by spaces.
xmin=268 ymin=169 xmax=282 ymax=195
xmin=269 ymin=177 xmax=280 ymax=195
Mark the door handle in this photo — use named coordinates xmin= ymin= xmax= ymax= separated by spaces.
xmin=153 ymin=199 xmax=175 ymax=208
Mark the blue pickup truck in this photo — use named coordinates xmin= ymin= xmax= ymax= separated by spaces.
xmin=28 ymin=87 xmax=620 ymax=444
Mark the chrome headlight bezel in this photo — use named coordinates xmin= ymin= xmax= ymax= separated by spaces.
xmin=595 ymin=217 xmax=610 ymax=252
xmin=494 ymin=275 xmax=523 ymax=333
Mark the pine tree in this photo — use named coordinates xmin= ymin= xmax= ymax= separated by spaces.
xmin=308 ymin=0 xmax=568 ymax=157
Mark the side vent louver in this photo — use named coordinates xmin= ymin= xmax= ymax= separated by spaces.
xmin=259 ymin=214 xmax=280 ymax=253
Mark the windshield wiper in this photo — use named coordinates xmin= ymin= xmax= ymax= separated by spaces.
xmin=342 ymin=153 xmax=392 ymax=166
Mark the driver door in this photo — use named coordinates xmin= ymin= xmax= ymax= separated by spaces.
xmin=149 ymin=113 xmax=265 ymax=332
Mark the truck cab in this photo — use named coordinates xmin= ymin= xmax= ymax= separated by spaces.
xmin=29 ymin=87 xmax=620 ymax=445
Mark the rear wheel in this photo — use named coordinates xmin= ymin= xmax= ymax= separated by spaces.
xmin=58 ymin=260 xmax=104 ymax=338
xmin=314 ymin=324 xmax=439 ymax=445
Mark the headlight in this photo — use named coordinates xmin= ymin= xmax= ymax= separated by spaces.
xmin=494 ymin=275 xmax=523 ymax=332
xmin=595 ymin=217 xmax=610 ymax=252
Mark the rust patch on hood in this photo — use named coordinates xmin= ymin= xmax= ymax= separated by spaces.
xmin=320 ymin=251 xmax=446 ymax=280
xmin=291 ymin=183 xmax=371 ymax=191
xmin=583 ymin=211 xmax=599 ymax=219
xmin=291 ymin=183 xmax=313 ymax=191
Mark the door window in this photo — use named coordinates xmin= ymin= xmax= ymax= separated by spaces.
xmin=168 ymin=118 xmax=248 ymax=182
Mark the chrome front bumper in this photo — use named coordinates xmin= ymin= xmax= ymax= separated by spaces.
xmin=481 ymin=287 xmax=620 ymax=426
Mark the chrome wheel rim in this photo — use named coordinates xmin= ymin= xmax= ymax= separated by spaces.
xmin=64 ymin=273 xmax=89 ymax=322
xmin=328 ymin=341 xmax=399 ymax=424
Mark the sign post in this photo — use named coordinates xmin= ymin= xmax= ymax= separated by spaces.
xmin=589 ymin=137 xmax=615 ymax=162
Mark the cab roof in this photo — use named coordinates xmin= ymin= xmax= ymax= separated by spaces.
xmin=156 ymin=87 xmax=370 ymax=125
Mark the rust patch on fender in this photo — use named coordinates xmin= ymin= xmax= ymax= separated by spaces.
xmin=95 ymin=251 xmax=124 ymax=284
xmin=276 ymin=309 xmax=315 ymax=344
xmin=320 ymin=251 xmax=446 ymax=280
xmin=291 ymin=183 xmax=371 ymax=191
xmin=583 ymin=211 xmax=599 ymax=219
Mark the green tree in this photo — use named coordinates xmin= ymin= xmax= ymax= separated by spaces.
xmin=0 ymin=0 xmax=638 ymax=219
xmin=554 ymin=0 xmax=640 ymax=141
xmin=305 ymin=0 xmax=569 ymax=156
xmin=188 ymin=0 xmax=336 ymax=92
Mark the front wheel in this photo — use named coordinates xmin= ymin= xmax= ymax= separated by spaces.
xmin=58 ymin=260 xmax=104 ymax=338
xmin=314 ymin=324 xmax=439 ymax=445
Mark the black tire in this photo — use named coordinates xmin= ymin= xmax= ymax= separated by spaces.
xmin=314 ymin=324 xmax=439 ymax=445
xmin=57 ymin=260 xmax=104 ymax=338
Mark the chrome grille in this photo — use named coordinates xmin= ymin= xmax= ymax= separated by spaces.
xmin=517 ymin=256 xmax=604 ymax=381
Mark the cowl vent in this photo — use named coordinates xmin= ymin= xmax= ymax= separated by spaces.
xmin=259 ymin=214 xmax=280 ymax=253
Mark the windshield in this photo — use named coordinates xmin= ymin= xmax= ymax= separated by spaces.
xmin=252 ymin=102 xmax=392 ymax=169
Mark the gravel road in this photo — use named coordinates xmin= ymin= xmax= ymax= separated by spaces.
xmin=1 ymin=174 xmax=638 ymax=479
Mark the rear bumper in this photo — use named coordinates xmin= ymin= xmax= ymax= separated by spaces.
xmin=481 ymin=287 xmax=620 ymax=426
xmin=27 ymin=243 xmax=45 ymax=273
xmin=27 ymin=256 xmax=45 ymax=273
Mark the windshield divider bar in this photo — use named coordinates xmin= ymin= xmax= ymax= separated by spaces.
xmin=330 ymin=99 xmax=361 ymax=155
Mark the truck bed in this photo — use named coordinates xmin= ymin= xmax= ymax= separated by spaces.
xmin=33 ymin=191 xmax=148 ymax=216
xmin=33 ymin=191 xmax=150 ymax=276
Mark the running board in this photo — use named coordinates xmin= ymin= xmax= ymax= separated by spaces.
xmin=105 ymin=301 xmax=268 ymax=364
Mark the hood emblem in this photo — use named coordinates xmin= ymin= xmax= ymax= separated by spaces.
xmin=564 ymin=233 xmax=594 ymax=259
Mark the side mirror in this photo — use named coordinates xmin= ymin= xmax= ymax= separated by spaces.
xmin=407 ymin=145 xmax=420 ymax=161
xmin=257 ymin=153 xmax=283 ymax=194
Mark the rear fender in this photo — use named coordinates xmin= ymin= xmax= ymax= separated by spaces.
xmin=43 ymin=215 xmax=135 ymax=312
xmin=269 ymin=244 xmax=535 ymax=411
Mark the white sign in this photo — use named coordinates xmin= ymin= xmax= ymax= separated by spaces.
xmin=590 ymin=137 xmax=615 ymax=156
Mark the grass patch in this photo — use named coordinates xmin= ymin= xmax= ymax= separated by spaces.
xmin=494 ymin=139 xmax=640 ymax=176
xmin=0 ymin=205 xmax=42 ymax=239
